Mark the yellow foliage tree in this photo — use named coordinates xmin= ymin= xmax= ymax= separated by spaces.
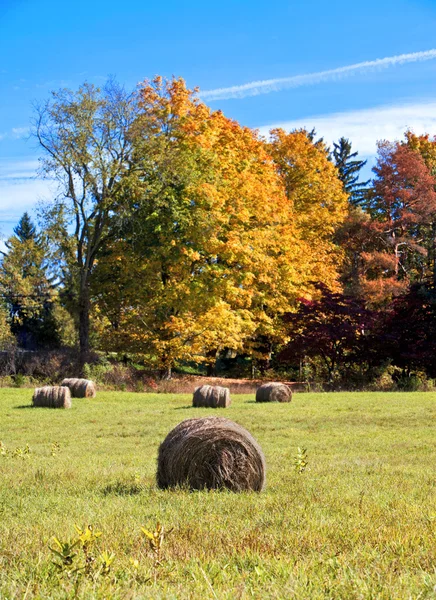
xmin=268 ymin=128 xmax=348 ymax=290
xmin=92 ymin=79 xmax=347 ymax=372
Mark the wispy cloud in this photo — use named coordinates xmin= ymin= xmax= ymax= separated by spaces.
xmin=257 ymin=100 xmax=436 ymax=157
xmin=201 ymin=49 xmax=436 ymax=101
xmin=0 ymin=158 xmax=53 ymax=239
xmin=0 ymin=126 xmax=30 ymax=141
xmin=11 ymin=126 xmax=29 ymax=138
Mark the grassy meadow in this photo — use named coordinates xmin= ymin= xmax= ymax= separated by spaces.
xmin=0 ymin=388 xmax=435 ymax=599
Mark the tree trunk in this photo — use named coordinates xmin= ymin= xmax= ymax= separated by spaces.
xmin=393 ymin=233 xmax=400 ymax=277
xmin=206 ymin=349 xmax=217 ymax=376
xmin=78 ymin=278 xmax=91 ymax=371
xmin=160 ymin=366 xmax=172 ymax=380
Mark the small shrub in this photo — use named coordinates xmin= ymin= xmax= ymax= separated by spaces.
xmin=83 ymin=361 xmax=111 ymax=384
xmin=49 ymin=524 xmax=113 ymax=582
xmin=293 ymin=447 xmax=308 ymax=473
xmin=13 ymin=373 xmax=26 ymax=388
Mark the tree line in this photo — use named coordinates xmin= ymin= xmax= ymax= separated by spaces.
xmin=1 ymin=76 xmax=436 ymax=386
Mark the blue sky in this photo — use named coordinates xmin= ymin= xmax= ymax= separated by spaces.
xmin=2 ymin=0 xmax=436 ymax=242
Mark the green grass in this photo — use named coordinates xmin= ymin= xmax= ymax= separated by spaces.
xmin=0 ymin=389 xmax=435 ymax=599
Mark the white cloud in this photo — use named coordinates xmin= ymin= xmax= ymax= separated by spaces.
xmin=0 ymin=126 xmax=31 ymax=141
xmin=0 ymin=158 xmax=54 ymax=238
xmin=11 ymin=127 xmax=30 ymax=139
xmin=201 ymin=49 xmax=436 ymax=101
xmin=257 ymin=100 xmax=436 ymax=157
xmin=0 ymin=159 xmax=39 ymax=180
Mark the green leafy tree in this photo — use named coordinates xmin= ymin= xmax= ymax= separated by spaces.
xmin=34 ymin=80 xmax=137 ymax=365
xmin=0 ymin=301 xmax=13 ymax=349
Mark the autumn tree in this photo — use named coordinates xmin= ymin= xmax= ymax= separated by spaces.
xmin=0 ymin=213 xmax=59 ymax=348
xmin=34 ymin=81 xmax=137 ymax=365
xmin=278 ymin=284 xmax=376 ymax=382
xmin=269 ymin=128 xmax=348 ymax=289
xmin=381 ymin=283 xmax=436 ymax=378
xmin=404 ymin=131 xmax=436 ymax=287
xmin=92 ymin=77 xmax=316 ymax=374
xmin=360 ymin=141 xmax=436 ymax=305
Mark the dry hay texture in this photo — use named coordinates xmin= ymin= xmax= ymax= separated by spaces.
xmin=61 ymin=378 xmax=96 ymax=398
xmin=256 ymin=382 xmax=292 ymax=403
xmin=157 ymin=416 xmax=266 ymax=492
xmin=192 ymin=384 xmax=231 ymax=408
xmin=32 ymin=386 xmax=72 ymax=409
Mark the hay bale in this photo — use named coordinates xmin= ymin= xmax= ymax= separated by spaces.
xmin=61 ymin=378 xmax=96 ymax=398
xmin=256 ymin=382 xmax=292 ymax=403
xmin=157 ymin=416 xmax=266 ymax=491
xmin=32 ymin=386 xmax=72 ymax=409
xmin=192 ymin=385 xmax=231 ymax=408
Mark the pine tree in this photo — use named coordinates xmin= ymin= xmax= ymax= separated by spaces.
xmin=0 ymin=213 xmax=60 ymax=349
xmin=332 ymin=137 xmax=369 ymax=205
xmin=11 ymin=212 xmax=36 ymax=242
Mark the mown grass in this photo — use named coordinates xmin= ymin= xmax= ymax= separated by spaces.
xmin=0 ymin=389 xmax=435 ymax=599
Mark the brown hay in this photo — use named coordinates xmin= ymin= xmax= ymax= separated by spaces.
xmin=157 ymin=416 xmax=266 ymax=491
xmin=61 ymin=378 xmax=96 ymax=398
xmin=192 ymin=385 xmax=231 ymax=408
xmin=256 ymin=382 xmax=292 ymax=403
xmin=32 ymin=386 xmax=72 ymax=409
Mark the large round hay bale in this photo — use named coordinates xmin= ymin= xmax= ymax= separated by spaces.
xmin=61 ymin=378 xmax=96 ymax=398
xmin=157 ymin=417 xmax=266 ymax=491
xmin=192 ymin=385 xmax=231 ymax=408
xmin=32 ymin=386 xmax=72 ymax=409
xmin=256 ymin=382 xmax=292 ymax=403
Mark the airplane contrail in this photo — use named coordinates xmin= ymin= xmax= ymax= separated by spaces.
xmin=200 ymin=49 xmax=436 ymax=101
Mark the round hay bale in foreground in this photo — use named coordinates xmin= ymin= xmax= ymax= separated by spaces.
xmin=32 ymin=386 xmax=72 ymax=409
xmin=256 ymin=382 xmax=292 ymax=403
xmin=61 ymin=378 xmax=96 ymax=398
xmin=157 ymin=417 xmax=266 ymax=491
xmin=192 ymin=385 xmax=231 ymax=408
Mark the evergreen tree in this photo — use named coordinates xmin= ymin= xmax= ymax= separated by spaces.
xmin=0 ymin=213 xmax=60 ymax=349
xmin=11 ymin=212 xmax=36 ymax=242
xmin=332 ymin=137 xmax=370 ymax=205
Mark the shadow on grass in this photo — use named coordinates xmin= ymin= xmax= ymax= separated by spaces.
xmin=14 ymin=404 xmax=35 ymax=409
xmin=174 ymin=405 xmax=194 ymax=410
xmin=101 ymin=481 xmax=144 ymax=497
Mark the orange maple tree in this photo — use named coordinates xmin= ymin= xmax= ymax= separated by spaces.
xmin=92 ymin=78 xmax=348 ymax=371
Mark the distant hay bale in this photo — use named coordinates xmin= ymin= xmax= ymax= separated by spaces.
xmin=192 ymin=385 xmax=231 ymax=408
xmin=32 ymin=386 xmax=72 ymax=409
xmin=61 ymin=378 xmax=96 ymax=398
xmin=256 ymin=382 xmax=292 ymax=403
xmin=157 ymin=416 xmax=266 ymax=491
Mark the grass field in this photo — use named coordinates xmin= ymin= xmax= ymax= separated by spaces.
xmin=0 ymin=388 xmax=435 ymax=599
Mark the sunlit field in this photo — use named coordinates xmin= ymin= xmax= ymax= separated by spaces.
xmin=0 ymin=389 xmax=435 ymax=599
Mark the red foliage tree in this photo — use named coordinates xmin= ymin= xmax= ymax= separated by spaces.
xmin=359 ymin=142 xmax=436 ymax=306
xmin=278 ymin=285 xmax=376 ymax=382
xmin=381 ymin=284 xmax=436 ymax=378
